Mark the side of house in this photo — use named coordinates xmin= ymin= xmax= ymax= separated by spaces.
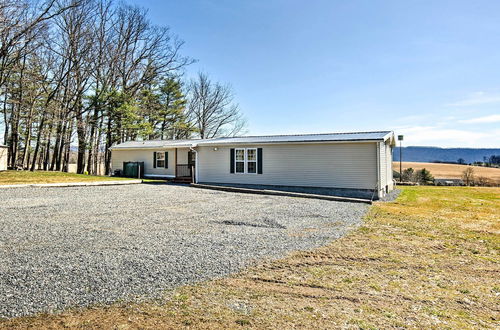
xmin=110 ymin=131 xmax=395 ymax=199
xmin=110 ymin=140 xmax=196 ymax=179
xmin=111 ymin=147 xmax=191 ymax=178
xmin=196 ymin=142 xmax=378 ymax=190
xmin=0 ymin=145 xmax=7 ymax=171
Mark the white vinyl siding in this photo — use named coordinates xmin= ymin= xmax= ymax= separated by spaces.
xmin=386 ymin=141 xmax=394 ymax=190
xmin=197 ymin=142 xmax=378 ymax=190
xmin=0 ymin=146 xmax=7 ymax=171
xmin=177 ymin=149 xmax=189 ymax=164
xmin=111 ymin=148 xmax=190 ymax=176
xmin=376 ymin=141 xmax=394 ymax=196
xmin=379 ymin=142 xmax=386 ymax=194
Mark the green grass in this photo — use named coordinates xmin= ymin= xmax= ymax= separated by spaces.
xmin=0 ymin=170 xmax=132 ymax=185
xmin=1 ymin=186 xmax=498 ymax=329
xmin=141 ymin=179 xmax=169 ymax=184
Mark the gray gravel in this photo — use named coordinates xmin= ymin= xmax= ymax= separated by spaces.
xmin=0 ymin=184 xmax=368 ymax=318
xmin=379 ymin=188 xmax=401 ymax=202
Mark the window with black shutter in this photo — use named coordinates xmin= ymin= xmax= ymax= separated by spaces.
xmin=231 ymin=148 xmax=262 ymax=174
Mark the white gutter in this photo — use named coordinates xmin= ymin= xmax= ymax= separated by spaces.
xmin=196 ymin=139 xmax=386 ymax=147
xmin=110 ymin=144 xmax=195 ymax=151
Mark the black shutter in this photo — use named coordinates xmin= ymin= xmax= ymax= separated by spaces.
xmin=230 ymin=148 xmax=235 ymax=173
xmin=153 ymin=152 xmax=157 ymax=168
xmin=257 ymin=148 xmax=263 ymax=174
xmin=164 ymin=151 xmax=168 ymax=168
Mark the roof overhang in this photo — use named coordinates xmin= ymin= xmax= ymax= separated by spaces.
xmin=194 ymin=139 xmax=388 ymax=147
xmin=383 ymin=132 xmax=396 ymax=147
xmin=110 ymin=142 xmax=194 ymax=150
xmin=110 ymin=131 xmax=396 ymax=150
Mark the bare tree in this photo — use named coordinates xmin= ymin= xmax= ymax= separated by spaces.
xmin=0 ymin=0 xmax=214 ymax=176
xmin=0 ymin=0 xmax=80 ymax=89
xmin=475 ymin=176 xmax=491 ymax=187
xmin=187 ymin=72 xmax=246 ymax=139
xmin=462 ymin=167 xmax=475 ymax=186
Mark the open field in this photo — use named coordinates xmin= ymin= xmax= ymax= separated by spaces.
xmin=0 ymin=170 xmax=130 ymax=185
xmin=1 ymin=186 xmax=498 ymax=329
xmin=393 ymin=161 xmax=500 ymax=182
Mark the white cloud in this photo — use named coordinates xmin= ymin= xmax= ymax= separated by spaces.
xmin=447 ymin=91 xmax=500 ymax=107
xmin=395 ymin=125 xmax=499 ymax=148
xmin=458 ymin=114 xmax=500 ymax=124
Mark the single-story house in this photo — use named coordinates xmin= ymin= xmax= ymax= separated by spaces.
xmin=0 ymin=145 xmax=7 ymax=171
xmin=110 ymin=131 xmax=396 ymax=199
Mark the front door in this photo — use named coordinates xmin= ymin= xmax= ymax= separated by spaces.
xmin=188 ymin=151 xmax=196 ymax=167
xmin=187 ymin=151 xmax=196 ymax=181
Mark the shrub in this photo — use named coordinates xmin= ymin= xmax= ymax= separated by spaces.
xmin=401 ymin=168 xmax=415 ymax=182
xmin=476 ymin=176 xmax=491 ymax=187
xmin=415 ymin=168 xmax=434 ymax=185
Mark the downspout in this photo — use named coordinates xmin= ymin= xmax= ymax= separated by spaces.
xmin=189 ymin=145 xmax=199 ymax=183
xmin=376 ymin=142 xmax=381 ymax=199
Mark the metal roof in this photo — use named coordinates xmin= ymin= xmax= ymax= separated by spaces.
xmin=196 ymin=131 xmax=393 ymax=146
xmin=111 ymin=131 xmax=394 ymax=149
xmin=110 ymin=139 xmax=198 ymax=149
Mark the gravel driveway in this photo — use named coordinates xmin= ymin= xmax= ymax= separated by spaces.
xmin=0 ymin=184 xmax=368 ymax=318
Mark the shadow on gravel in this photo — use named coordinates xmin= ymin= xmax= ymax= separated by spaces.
xmin=218 ymin=219 xmax=287 ymax=229
xmin=141 ymin=181 xmax=190 ymax=187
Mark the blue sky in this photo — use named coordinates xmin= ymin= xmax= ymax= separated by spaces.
xmin=135 ymin=1 xmax=499 ymax=147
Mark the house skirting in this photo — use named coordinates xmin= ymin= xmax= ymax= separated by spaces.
xmin=198 ymin=182 xmax=378 ymax=200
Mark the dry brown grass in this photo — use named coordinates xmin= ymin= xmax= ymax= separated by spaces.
xmin=0 ymin=170 xmax=130 ymax=185
xmin=1 ymin=186 xmax=499 ymax=329
xmin=393 ymin=161 xmax=500 ymax=182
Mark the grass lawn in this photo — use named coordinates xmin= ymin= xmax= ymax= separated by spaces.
xmin=0 ymin=170 xmax=132 ymax=185
xmin=1 ymin=186 xmax=498 ymax=329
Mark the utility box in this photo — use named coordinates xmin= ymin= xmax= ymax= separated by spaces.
xmin=122 ymin=162 xmax=144 ymax=178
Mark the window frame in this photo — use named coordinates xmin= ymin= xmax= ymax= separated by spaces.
xmin=246 ymin=148 xmax=257 ymax=174
xmin=234 ymin=148 xmax=245 ymax=173
xmin=233 ymin=148 xmax=258 ymax=175
xmin=156 ymin=151 xmax=165 ymax=168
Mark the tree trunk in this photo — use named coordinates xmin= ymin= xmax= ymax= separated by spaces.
xmin=30 ymin=109 xmax=49 ymax=171
xmin=76 ymin=109 xmax=86 ymax=174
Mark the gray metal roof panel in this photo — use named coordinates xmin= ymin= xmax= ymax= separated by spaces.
xmin=110 ymin=139 xmax=197 ymax=149
xmin=196 ymin=131 xmax=393 ymax=145
xmin=110 ymin=131 xmax=393 ymax=149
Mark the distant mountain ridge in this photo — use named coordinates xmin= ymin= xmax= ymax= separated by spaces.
xmin=393 ymin=146 xmax=500 ymax=164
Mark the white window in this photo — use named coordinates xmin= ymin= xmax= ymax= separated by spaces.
xmin=247 ymin=148 xmax=257 ymax=173
xmin=156 ymin=152 xmax=165 ymax=168
xmin=234 ymin=148 xmax=257 ymax=174
xmin=235 ymin=149 xmax=245 ymax=173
